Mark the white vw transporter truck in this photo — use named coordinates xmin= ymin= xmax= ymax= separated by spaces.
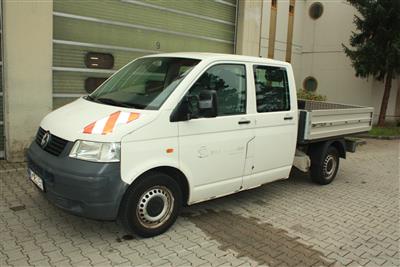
xmin=27 ymin=53 xmax=373 ymax=237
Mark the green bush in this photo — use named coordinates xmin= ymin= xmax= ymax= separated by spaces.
xmin=297 ymin=89 xmax=326 ymax=101
xmin=369 ymin=126 xmax=400 ymax=137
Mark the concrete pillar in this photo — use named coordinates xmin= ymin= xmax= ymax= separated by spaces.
xmin=236 ymin=0 xmax=262 ymax=56
xmin=3 ymin=0 xmax=53 ymax=162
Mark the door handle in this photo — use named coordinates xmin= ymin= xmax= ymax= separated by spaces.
xmin=238 ymin=120 xmax=251 ymax=125
xmin=284 ymin=116 xmax=293 ymax=120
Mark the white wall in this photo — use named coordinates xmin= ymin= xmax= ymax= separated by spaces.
xmin=241 ymin=0 xmax=305 ymax=88
xmin=236 ymin=0 xmax=262 ymax=56
xmin=300 ymin=0 xmax=398 ymax=122
xmin=3 ymin=0 xmax=53 ymax=161
xmin=289 ymin=0 xmax=305 ymax=85
xmin=273 ymin=0 xmax=290 ymax=61
xmin=259 ymin=0 xmax=271 ymax=58
xmin=236 ymin=0 xmax=399 ymax=123
xmin=300 ymin=0 xmax=373 ymax=105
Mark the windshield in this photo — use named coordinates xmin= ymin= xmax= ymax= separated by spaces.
xmin=88 ymin=57 xmax=200 ymax=110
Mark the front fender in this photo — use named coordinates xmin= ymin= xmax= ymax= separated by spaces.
xmin=120 ymin=137 xmax=181 ymax=184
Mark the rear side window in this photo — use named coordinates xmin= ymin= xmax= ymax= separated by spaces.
xmin=253 ymin=65 xmax=290 ymax=112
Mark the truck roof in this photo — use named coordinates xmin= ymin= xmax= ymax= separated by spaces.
xmin=143 ymin=52 xmax=291 ymax=66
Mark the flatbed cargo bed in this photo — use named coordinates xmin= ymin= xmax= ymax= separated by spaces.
xmin=297 ymin=100 xmax=373 ymax=144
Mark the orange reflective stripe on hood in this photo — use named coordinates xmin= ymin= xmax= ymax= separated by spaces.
xmin=83 ymin=111 xmax=140 ymax=135
xmin=102 ymin=111 xmax=121 ymax=135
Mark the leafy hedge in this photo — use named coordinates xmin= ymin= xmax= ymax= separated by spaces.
xmin=297 ymin=89 xmax=326 ymax=101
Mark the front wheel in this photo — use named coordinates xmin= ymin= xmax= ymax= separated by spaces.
xmin=310 ymin=146 xmax=339 ymax=185
xmin=119 ymin=172 xmax=182 ymax=237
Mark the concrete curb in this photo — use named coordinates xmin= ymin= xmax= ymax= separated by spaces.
xmin=356 ymin=134 xmax=400 ymax=140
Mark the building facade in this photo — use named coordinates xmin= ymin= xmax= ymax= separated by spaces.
xmin=237 ymin=0 xmax=399 ymax=121
xmin=1 ymin=0 xmax=399 ymax=161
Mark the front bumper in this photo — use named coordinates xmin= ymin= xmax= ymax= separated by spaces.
xmin=27 ymin=141 xmax=128 ymax=220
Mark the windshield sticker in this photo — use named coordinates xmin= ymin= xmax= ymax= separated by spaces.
xmin=83 ymin=111 xmax=140 ymax=135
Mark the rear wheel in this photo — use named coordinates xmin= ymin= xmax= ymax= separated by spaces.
xmin=119 ymin=172 xmax=182 ymax=237
xmin=310 ymin=146 xmax=339 ymax=185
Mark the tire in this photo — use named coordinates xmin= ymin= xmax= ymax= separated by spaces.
xmin=119 ymin=171 xmax=182 ymax=237
xmin=310 ymin=145 xmax=339 ymax=185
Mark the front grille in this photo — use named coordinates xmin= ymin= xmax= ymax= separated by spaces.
xmin=35 ymin=127 xmax=69 ymax=156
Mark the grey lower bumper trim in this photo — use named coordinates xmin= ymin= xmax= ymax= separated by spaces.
xmin=27 ymin=141 xmax=128 ymax=220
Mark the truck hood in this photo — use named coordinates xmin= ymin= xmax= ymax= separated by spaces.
xmin=40 ymin=97 xmax=159 ymax=142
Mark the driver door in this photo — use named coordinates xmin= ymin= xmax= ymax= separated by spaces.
xmin=177 ymin=63 xmax=254 ymax=204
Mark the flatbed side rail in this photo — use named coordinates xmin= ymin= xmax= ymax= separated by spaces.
xmin=298 ymin=100 xmax=373 ymax=143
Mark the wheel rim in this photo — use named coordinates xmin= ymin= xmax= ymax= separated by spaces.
xmin=323 ymin=154 xmax=337 ymax=179
xmin=136 ymin=186 xmax=174 ymax=229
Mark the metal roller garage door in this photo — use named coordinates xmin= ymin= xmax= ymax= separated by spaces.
xmin=0 ymin=3 xmax=3 ymax=158
xmin=53 ymin=0 xmax=237 ymax=109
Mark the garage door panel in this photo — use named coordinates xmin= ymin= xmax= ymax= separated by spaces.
xmin=55 ymin=0 xmax=236 ymax=23
xmin=54 ymin=17 xmax=233 ymax=50
xmin=54 ymin=2 xmax=234 ymax=42
xmin=54 ymin=43 xmax=148 ymax=69
xmin=53 ymin=0 xmax=236 ymax=110
xmin=0 ymin=63 xmax=3 ymax=157
xmin=0 ymin=96 xmax=3 ymax=121
xmin=0 ymin=126 xmax=3 ymax=155
xmin=144 ymin=0 xmax=236 ymax=22
xmin=53 ymin=72 xmax=112 ymax=94
xmin=0 ymin=13 xmax=3 ymax=157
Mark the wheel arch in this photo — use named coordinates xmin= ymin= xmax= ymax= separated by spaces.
xmin=308 ymin=139 xmax=346 ymax=159
xmin=124 ymin=166 xmax=191 ymax=206
xmin=308 ymin=139 xmax=343 ymax=185
xmin=329 ymin=139 xmax=346 ymax=159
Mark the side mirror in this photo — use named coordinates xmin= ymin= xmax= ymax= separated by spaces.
xmin=170 ymin=96 xmax=191 ymax=122
xmin=199 ymin=90 xmax=217 ymax=118
xmin=170 ymin=90 xmax=217 ymax=122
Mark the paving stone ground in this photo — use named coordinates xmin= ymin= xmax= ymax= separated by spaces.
xmin=0 ymin=139 xmax=399 ymax=266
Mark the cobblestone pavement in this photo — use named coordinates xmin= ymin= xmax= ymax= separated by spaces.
xmin=0 ymin=139 xmax=399 ymax=266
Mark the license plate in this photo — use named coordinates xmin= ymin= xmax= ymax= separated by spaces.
xmin=29 ymin=169 xmax=44 ymax=191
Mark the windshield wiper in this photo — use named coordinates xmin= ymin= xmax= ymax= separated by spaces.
xmin=96 ymin=97 xmax=143 ymax=109
xmin=96 ymin=97 xmax=131 ymax=107
xmin=85 ymin=95 xmax=98 ymax=102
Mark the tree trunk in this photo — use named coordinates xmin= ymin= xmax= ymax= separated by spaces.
xmin=377 ymin=72 xmax=393 ymax=127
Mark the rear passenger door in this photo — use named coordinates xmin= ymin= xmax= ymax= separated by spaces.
xmin=242 ymin=65 xmax=297 ymax=189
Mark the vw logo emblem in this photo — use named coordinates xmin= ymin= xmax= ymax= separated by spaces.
xmin=41 ymin=131 xmax=51 ymax=148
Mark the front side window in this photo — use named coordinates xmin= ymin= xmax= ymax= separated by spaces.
xmin=88 ymin=57 xmax=200 ymax=110
xmin=254 ymin=65 xmax=290 ymax=112
xmin=186 ymin=64 xmax=246 ymax=118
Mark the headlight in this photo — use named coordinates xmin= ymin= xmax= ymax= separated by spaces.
xmin=69 ymin=140 xmax=120 ymax=162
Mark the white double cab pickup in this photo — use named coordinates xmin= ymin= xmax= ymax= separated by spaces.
xmin=27 ymin=53 xmax=373 ymax=237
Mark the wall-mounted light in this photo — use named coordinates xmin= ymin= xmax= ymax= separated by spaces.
xmin=85 ymin=52 xmax=114 ymax=69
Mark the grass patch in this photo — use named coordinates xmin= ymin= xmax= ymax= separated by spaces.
xmin=369 ymin=126 xmax=400 ymax=137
